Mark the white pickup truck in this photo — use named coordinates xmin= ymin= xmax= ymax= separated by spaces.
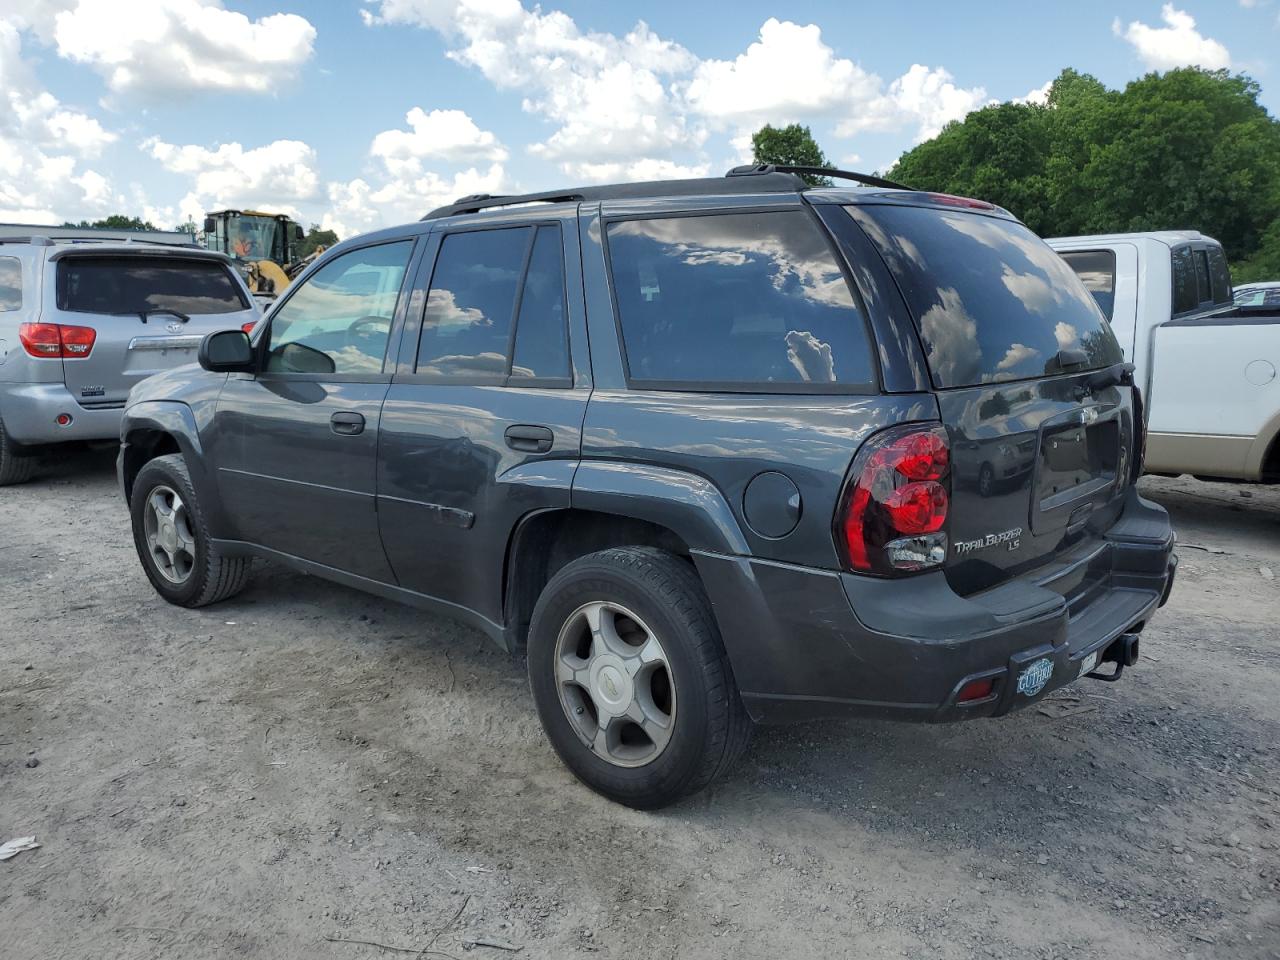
xmin=1048 ymin=231 xmax=1280 ymax=484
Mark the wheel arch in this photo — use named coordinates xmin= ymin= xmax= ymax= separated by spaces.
xmin=120 ymin=401 xmax=230 ymax=537
xmin=502 ymin=507 xmax=695 ymax=651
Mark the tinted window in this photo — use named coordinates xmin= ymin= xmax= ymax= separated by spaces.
xmin=849 ymin=205 xmax=1122 ymax=388
xmin=0 ymin=257 xmax=19 ymax=311
xmin=1206 ymin=245 xmax=1231 ymax=304
xmin=1193 ymin=249 xmax=1210 ymax=305
xmin=1171 ymin=246 xmax=1198 ymax=315
xmin=606 ymin=211 xmax=874 ymax=388
xmin=1059 ymin=250 xmax=1116 ymax=320
xmin=266 ymin=241 xmax=412 ymax=375
xmin=58 ymin=257 xmax=246 ymax=316
xmin=416 ymin=227 xmax=529 ymax=379
xmin=511 ymin=226 xmax=570 ymax=381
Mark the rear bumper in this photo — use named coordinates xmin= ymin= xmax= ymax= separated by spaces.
xmin=694 ymin=487 xmax=1176 ymax=724
xmin=0 ymin=382 xmax=123 ymax=444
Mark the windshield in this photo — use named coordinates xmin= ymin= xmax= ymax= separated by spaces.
xmin=226 ymin=216 xmax=282 ymax=263
xmin=847 ymin=204 xmax=1123 ymax=388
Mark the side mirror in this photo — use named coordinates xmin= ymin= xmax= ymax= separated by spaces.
xmin=294 ymin=224 xmax=305 ymax=241
xmin=199 ymin=329 xmax=254 ymax=373
xmin=203 ymin=217 xmax=216 ymax=234
xmin=276 ymin=341 xmax=336 ymax=375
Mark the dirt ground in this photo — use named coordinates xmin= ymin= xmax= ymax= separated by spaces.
xmin=2 ymin=447 xmax=1277 ymax=960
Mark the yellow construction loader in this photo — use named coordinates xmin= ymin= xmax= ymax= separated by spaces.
xmin=202 ymin=210 xmax=325 ymax=300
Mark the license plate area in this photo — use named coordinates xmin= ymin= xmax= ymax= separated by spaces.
xmin=1030 ymin=409 xmax=1120 ymax=535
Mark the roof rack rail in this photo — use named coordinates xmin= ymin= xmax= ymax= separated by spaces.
xmin=421 ymin=171 xmax=811 ymax=220
xmin=727 ymin=163 xmax=913 ymax=191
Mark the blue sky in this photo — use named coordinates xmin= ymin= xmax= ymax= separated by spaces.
xmin=0 ymin=1 xmax=1275 ymax=236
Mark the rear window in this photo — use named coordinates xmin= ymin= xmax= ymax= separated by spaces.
xmin=1206 ymin=245 xmax=1231 ymax=304
xmin=57 ymin=256 xmax=247 ymax=316
xmin=606 ymin=210 xmax=875 ymax=390
xmin=1058 ymin=250 xmax=1116 ymax=320
xmin=1171 ymin=246 xmax=1199 ymax=315
xmin=847 ymin=205 xmax=1123 ymax=388
xmin=0 ymin=257 xmax=19 ymax=311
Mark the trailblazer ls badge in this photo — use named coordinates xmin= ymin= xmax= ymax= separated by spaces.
xmin=953 ymin=527 xmax=1023 ymax=556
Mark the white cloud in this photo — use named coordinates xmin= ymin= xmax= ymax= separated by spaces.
xmin=51 ymin=0 xmax=316 ymax=96
xmin=371 ymin=108 xmax=507 ymax=176
xmin=145 ymin=138 xmax=321 ymax=222
xmin=367 ymin=0 xmax=698 ymax=175
xmin=996 ymin=343 xmax=1039 ymax=371
xmin=1113 ymin=4 xmax=1230 ymax=71
xmin=685 ymin=18 xmax=881 ymax=131
xmin=364 ymin=5 xmax=988 ymax=176
xmin=562 ymin=158 xmax=710 ymax=184
xmin=1013 ymin=80 xmax=1053 ymax=106
xmin=324 ymin=163 xmax=508 ymax=238
xmin=0 ymin=18 xmax=118 ymax=222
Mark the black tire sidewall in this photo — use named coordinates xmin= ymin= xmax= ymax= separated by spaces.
xmin=528 ymin=558 xmax=718 ymax=807
xmin=130 ymin=457 xmax=210 ymax=606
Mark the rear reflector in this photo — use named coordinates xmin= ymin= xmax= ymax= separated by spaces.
xmin=838 ymin=423 xmax=951 ymax=576
xmin=957 ymin=677 xmax=995 ymax=703
xmin=18 ymin=322 xmax=97 ymax=359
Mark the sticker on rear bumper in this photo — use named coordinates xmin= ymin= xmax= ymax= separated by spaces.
xmin=1017 ymin=657 xmax=1054 ymax=697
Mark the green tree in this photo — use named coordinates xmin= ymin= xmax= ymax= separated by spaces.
xmin=890 ymin=67 xmax=1280 ymax=264
xmin=751 ymin=123 xmax=834 ymax=185
xmin=61 ymin=214 xmax=158 ymax=231
xmin=299 ymin=224 xmax=339 ymax=258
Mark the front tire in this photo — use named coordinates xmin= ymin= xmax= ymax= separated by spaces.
xmin=527 ymin=547 xmax=750 ymax=809
xmin=130 ymin=453 xmax=251 ymax=607
xmin=0 ymin=417 xmax=36 ymax=486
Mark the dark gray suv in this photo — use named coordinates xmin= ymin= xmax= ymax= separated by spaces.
xmin=118 ymin=166 xmax=1177 ymax=808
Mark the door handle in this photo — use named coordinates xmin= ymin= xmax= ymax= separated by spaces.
xmin=505 ymin=424 xmax=554 ymax=453
xmin=330 ymin=411 xmax=365 ymax=436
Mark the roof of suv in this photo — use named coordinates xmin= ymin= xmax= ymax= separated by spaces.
xmin=420 ymin=165 xmax=923 ymax=220
xmin=1048 ymin=230 xmax=1218 ymax=248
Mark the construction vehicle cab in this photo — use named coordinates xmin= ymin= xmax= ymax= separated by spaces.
xmin=202 ymin=210 xmax=305 ymax=299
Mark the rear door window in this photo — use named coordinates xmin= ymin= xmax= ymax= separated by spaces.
xmin=57 ymin=256 xmax=247 ymax=316
xmin=847 ymin=204 xmax=1122 ymax=388
xmin=0 ymin=257 xmax=20 ymax=311
xmin=415 ymin=224 xmax=572 ymax=384
xmin=1058 ymin=250 xmax=1116 ymax=320
xmin=1206 ymin=245 xmax=1231 ymax=304
xmin=1171 ymin=246 xmax=1199 ymax=315
xmin=605 ymin=210 xmax=875 ymax=389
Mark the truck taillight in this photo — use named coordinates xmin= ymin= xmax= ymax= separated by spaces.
xmin=838 ymin=423 xmax=950 ymax=575
xmin=18 ymin=322 xmax=97 ymax=359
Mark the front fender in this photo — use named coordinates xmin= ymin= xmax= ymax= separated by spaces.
xmin=570 ymin=460 xmax=750 ymax=556
xmin=119 ymin=400 xmax=231 ymax=538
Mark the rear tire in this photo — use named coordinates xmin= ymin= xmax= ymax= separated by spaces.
xmin=527 ymin=547 xmax=751 ymax=809
xmin=0 ymin=417 xmax=36 ymax=486
xmin=130 ymin=453 xmax=252 ymax=607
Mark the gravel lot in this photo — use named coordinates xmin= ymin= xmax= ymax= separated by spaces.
xmin=2 ymin=447 xmax=1278 ymax=960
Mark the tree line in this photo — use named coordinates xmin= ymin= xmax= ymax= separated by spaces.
xmin=752 ymin=67 xmax=1280 ymax=283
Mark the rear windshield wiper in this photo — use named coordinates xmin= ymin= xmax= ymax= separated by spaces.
xmin=137 ymin=308 xmax=190 ymax=324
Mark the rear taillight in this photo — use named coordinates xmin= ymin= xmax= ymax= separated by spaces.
xmin=241 ymin=321 xmax=257 ymax=334
xmin=838 ymin=423 xmax=950 ymax=575
xmin=18 ymin=322 xmax=97 ymax=359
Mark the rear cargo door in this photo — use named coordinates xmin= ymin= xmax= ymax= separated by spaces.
xmin=46 ymin=252 xmax=257 ymax=407
xmin=847 ymin=202 xmax=1136 ymax=596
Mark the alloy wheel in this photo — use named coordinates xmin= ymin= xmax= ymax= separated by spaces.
xmin=553 ymin=600 xmax=677 ymax=768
